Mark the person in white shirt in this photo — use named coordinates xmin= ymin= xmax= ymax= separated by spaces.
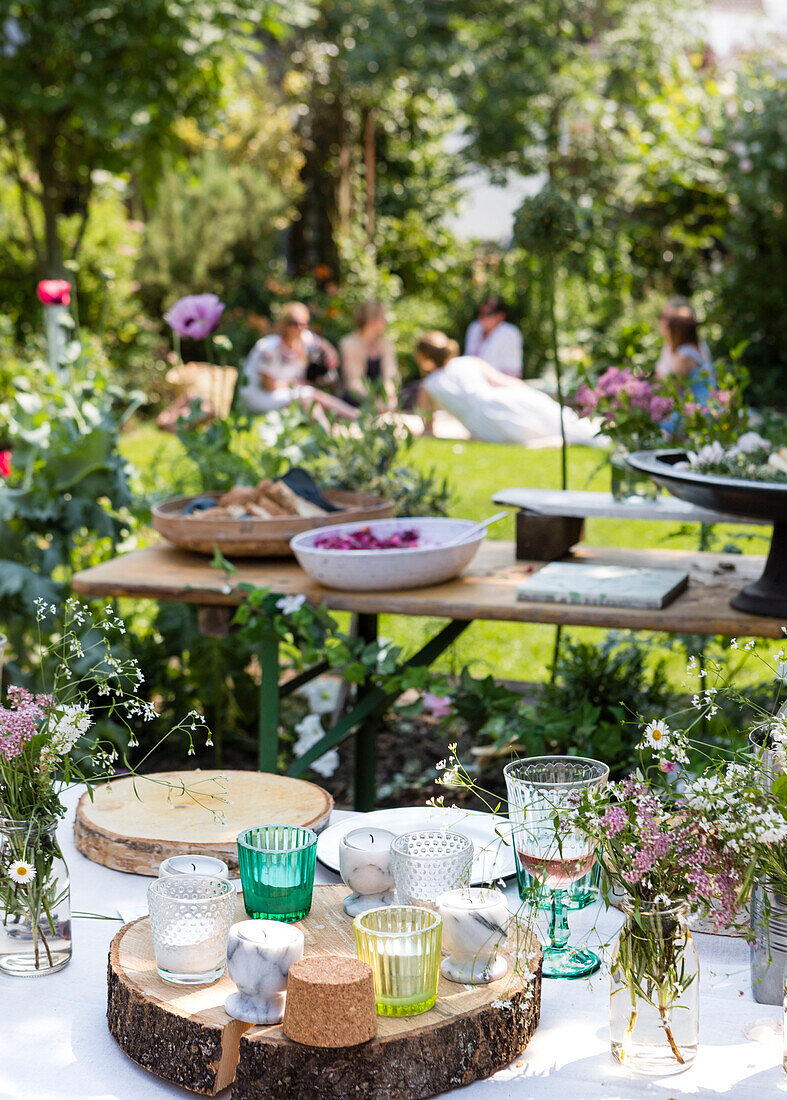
xmin=416 ymin=330 xmax=600 ymax=447
xmin=464 ymin=296 xmax=523 ymax=377
xmin=240 ymin=301 xmax=358 ymax=421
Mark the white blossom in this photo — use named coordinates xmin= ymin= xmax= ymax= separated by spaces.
xmin=298 ymin=676 xmax=341 ymax=715
xmin=276 ymin=594 xmax=307 ymax=616
xmin=49 ymin=704 xmax=92 ymax=754
xmin=293 ymin=713 xmax=339 ymax=777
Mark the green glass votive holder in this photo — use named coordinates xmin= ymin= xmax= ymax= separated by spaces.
xmin=237 ymin=825 xmax=317 ymax=923
xmin=353 ymin=905 xmax=442 ymax=1017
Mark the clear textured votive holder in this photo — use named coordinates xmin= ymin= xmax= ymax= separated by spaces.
xmin=158 ymin=855 xmax=230 ymax=880
xmin=147 ymin=875 xmax=235 ymax=985
xmin=340 ymin=827 xmax=396 ymax=917
xmin=354 ymin=905 xmax=442 ymax=1016
xmin=390 ymin=830 xmax=473 ymax=907
xmin=237 ymin=825 xmax=317 ymax=923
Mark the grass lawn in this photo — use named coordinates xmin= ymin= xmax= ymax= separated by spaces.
xmin=120 ymin=426 xmax=770 ymax=684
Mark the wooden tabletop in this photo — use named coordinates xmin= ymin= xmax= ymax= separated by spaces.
xmin=71 ymin=540 xmax=785 ymax=638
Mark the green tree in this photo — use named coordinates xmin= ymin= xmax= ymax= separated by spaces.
xmin=0 ymin=0 xmax=274 ymax=275
xmin=715 ymin=58 xmax=787 ymax=405
xmin=274 ymin=0 xmax=456 ymax=276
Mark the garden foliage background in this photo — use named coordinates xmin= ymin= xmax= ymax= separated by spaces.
xmin=0 ymin=0 xmax=784 ymax=797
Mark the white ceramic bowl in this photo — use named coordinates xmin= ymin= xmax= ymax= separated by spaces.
xmin=290 ymin=517 xmax=486 ymax=591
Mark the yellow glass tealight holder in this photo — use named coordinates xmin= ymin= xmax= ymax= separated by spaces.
xmin=353 ymin=905 xmax=442 ymax=1017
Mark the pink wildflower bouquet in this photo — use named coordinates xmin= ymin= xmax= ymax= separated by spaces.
xmin=575 ymin=367 xmax=674 ymax=449
xmin=1 ymin=597 xmax=217 ymax=971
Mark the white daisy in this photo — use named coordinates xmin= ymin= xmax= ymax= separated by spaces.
xmin=642 ymin=719 xmax=670 ymax=750
xmin=8 ymin=860 xmax=36 ymax=884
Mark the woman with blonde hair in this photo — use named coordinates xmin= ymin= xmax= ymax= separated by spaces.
xmin=241 ymin=301 xmax=357 ymax=420
xmin=339 ymin=300 xmax=398 ymax=407
xmin=416 ymin=330 xmax=600 ymax=446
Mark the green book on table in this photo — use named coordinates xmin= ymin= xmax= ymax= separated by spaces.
xmin=516 ymin=562 xmax=689 ymax=610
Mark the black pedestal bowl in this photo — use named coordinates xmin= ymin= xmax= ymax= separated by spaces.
xmin=627 ymin=449 xmax=787 ymax=618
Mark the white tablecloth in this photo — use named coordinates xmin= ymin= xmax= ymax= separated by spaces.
xmin=1 ymin=787 xmax=784 ymax=1100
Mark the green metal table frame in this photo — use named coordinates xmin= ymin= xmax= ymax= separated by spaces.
xmin=256 ymin=613 xmax=470 ymax=811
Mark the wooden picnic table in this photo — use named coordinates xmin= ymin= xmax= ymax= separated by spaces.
xmin=72 ymin=540 xmax=784 ymax=808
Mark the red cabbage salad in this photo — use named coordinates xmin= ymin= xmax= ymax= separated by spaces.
xmin=313 ymin=526 xmax=421 ymax=551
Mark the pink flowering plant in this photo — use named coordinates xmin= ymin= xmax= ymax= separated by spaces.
xmin=1 ymin=597 xmax=216 ymax=970
xmin=575 ymin=367 xmax=674 ymax=449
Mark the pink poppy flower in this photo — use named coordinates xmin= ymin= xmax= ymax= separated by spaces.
xmin=659 ymin=760 xmax=677 ymax=774
xmin=36 ymin=279 xmax=71 ymax=306
xmin=164 ymin=294 xmax=225 ymax=339
xmin=0 ymin=451 xmax=10 ymax=479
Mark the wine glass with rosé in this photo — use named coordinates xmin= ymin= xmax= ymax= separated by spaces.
xmin=504 ymin=756 xmax=609 ymax=978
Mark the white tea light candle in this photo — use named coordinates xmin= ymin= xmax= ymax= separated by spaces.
xmin=339 ymin=827 xmax=396 ymax=917
xmin=437 ymin=887 xmax=509 ymax=984
xmin=158 ymin=855 xmax=230 ymax=880
xmin=225 ymin=920 xmax=305 ymax=1025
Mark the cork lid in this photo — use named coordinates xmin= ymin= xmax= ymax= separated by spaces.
xmin=290 ymin=956 xmax=370 ymax=984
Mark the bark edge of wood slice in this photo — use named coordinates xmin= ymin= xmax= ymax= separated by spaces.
xmin=106 ymin=886 xmax=542 ymax=1099
xmin=77 ymin=769 xmax=333 ymax=875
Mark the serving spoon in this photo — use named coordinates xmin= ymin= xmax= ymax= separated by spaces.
xmin=440 ymin=511 xmax=509 ymax=549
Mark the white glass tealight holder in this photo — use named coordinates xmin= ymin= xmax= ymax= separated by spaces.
xmin=147 ymin=875 xmax=235 ymax=985
xmin=158 ymin=855 xmax=230 ymax=880
xmin=437 ymin=887 xmax=509 ymax=984
xmin=225 ymin=920 xmax=305 ymax=1025
xmin=339 ymin=827 xmax=396 ymax=917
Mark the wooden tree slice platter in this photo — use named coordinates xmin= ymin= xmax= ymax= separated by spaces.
xmin=107 ymin=885 xmax=543 ymax=1099
xmin=76 ymin=770 xmax=333 ymax=875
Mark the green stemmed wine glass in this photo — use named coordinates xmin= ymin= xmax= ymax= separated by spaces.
xmin=504 ymin=755 xmax=609 ymax=978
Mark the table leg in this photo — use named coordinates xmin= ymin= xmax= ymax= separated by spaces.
xmin=257 ymin=635 xmax=280 ymax=772
xmin=354 ymin=613 xmax=379 ymax=812
xmin=287 ymin=620 xmax=471 ymax=803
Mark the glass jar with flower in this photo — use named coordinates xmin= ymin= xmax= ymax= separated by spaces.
xmin=575 ymin=369 xmax=674 ymax=503
xmin=610 ymin=897 xmax=699 ymax=1074
xmin=564 ymin=716 xmax=757 ymax=1076
xmin=0 ymin=598 xmax=217 ymax=975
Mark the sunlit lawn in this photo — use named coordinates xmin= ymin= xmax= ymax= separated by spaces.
xmin=120 ymin=426 xmax=770 ymax=685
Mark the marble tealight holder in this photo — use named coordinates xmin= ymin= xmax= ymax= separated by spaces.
xmin=339 ymin=827 xmax=396 ymax=917
xmin=158 ymin=855 xmax=230 ymax=880
xmin=437 ymin=887 xmax=509 ymax=984
xmin=225 ymin=920 xmax=305 ymax=1025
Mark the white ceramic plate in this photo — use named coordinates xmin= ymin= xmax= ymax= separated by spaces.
xmin=316 ymin=806 xmax=515 ymax=885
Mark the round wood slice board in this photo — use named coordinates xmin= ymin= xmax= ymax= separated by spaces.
xmin=107 ymin=885 xmax=543 ymax=1099
xmin=75 ymin=770 xmax=333 ymax=876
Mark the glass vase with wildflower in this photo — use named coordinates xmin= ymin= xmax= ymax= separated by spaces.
xmin=0 ymin=598 xmax=216 ymax=975
xmin=568 ymin=699 xmax=787 ymax=1076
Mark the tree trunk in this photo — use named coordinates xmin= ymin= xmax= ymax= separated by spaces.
xmin=362 ymin=105 xmax=376 ymax=242
xmin=37 ymin=140 xmax=64 ymax=276
xmin=335 ymin=100 xmax=352 ymax=244
xmin=289 ymin=86 xmax=343 ymax=279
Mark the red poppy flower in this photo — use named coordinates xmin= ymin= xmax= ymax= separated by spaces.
xmin=36 ymin=280 xmax=71 ymax=306
xmin=0 ymin=451 xmax=11 ymax=479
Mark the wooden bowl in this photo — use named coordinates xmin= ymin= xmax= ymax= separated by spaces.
xmin=152 ymin=489 xmax=395 ymax=558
